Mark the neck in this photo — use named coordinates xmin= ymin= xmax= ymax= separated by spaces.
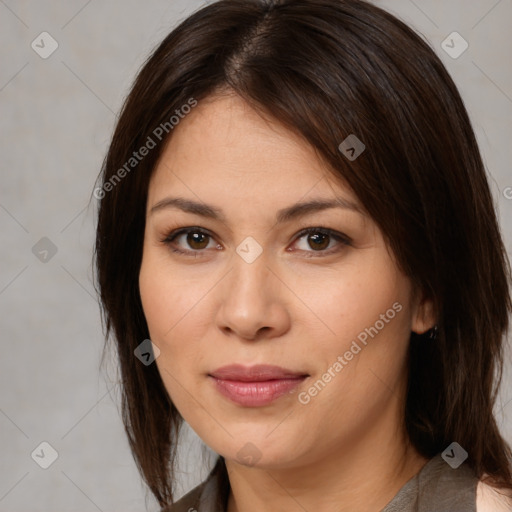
xmin=225 ymin=428 xmax=427 ymax=512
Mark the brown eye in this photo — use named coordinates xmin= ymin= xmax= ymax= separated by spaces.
xmin=163 ymin=227 xmax=219 ymax=255
xmin=307 ymin=232 xmax=330 ymax=250
xmin=186 ymin=231 xmax=210 ymax=250
xmin=291 ymin=227 xmax=351 ymax=257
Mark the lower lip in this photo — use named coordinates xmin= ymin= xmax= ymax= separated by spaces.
xmin=210 ymin=376 xmax=306 ymax=407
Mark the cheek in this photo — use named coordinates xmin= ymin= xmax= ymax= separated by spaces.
xmin=323 ymin=265 xmax=411 ymax=438
xmin=138 ymin=251 xmax=220 ymax=391
xmin=297 ymin=252 xmax=413 ymax=409
xmin=139 ymin=258 xmax=207 ymax=406
xmin=139 ymin=250 xmax=206 ymax=340
xmin=302 ymin=254 xmax=411 ymax=348
xmin=139 ymin=266 xmax=175 ymax=341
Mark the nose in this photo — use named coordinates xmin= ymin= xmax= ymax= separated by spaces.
xmin=215 ymin=254 xmax=291 ymax=342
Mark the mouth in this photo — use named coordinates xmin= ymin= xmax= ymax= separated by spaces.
xmin=208 ymin=364 xmax=309 ymax=407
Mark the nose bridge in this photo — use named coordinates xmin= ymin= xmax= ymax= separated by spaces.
xmin=215 ymin=245 xmax=290 ymax=340
xmin=227 ymin=247 xmax=272 ymax=311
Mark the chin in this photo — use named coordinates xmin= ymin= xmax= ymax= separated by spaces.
xmin=204 ymin=429 xmax=304 ymax=470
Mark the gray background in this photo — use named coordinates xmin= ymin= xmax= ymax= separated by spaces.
xmin=1 ymin=1 xmax=511 ymax=511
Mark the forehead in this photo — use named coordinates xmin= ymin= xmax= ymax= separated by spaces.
xmin=148 ymin=93 xmax=359 ymax=212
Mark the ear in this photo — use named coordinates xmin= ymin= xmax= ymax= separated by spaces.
xmin=411 ymin=290 xmax=436 ymax=335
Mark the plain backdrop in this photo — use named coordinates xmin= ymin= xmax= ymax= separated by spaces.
xmin=1 ymin=1 xmax=511 ymax=511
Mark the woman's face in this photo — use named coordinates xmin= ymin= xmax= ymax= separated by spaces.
xmin=139 ymin=93 xmax=433 ymax=469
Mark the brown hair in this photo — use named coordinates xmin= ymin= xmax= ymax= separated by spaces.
xmin=94 ymin=0 xmax=512 ymax=506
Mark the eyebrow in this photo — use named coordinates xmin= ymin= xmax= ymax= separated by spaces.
xmin=150 ymin=196 xmax=364 ymax=223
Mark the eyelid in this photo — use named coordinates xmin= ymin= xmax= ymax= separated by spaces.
xmin=161 ymin=226 xmax=213 ymax=244
xmin=293 ymin=227 xmax=352 ymax=246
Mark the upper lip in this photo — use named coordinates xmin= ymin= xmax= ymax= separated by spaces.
xmin=209 ymin=364 xmax=308 ymax=382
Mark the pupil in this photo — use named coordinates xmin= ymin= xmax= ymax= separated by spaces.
xmin=308 ymin=233 xmax=329 ymax=250
xmin=188 ymin=232 xmax=208 ymax=249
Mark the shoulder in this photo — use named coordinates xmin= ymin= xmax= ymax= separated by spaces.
xmin=476 ymin=479 xmax=512 ymax=512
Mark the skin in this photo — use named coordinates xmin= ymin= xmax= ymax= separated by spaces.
xmin=139 ymin=92 xmax=436 ymax=512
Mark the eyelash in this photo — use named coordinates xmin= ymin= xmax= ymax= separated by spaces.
xmin=160 ymin=226 xmax=352 ymax=258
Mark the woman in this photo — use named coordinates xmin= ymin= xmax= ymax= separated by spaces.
xmin=94 ymin=0 xmax=512 ymax=510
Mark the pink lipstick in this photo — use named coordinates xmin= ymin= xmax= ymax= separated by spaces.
xmin=209 ymin=364 xmax=308 ymax=407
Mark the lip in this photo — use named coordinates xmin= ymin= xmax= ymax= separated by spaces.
xmin=209 ymin=364 xmax=308 ymax=407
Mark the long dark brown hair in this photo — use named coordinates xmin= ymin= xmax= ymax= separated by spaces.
xmin=94 ymin=0 xmax=512 ymax=506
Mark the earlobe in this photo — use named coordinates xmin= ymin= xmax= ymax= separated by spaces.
xmin=411 ymin=294 xmax=436 ymax=335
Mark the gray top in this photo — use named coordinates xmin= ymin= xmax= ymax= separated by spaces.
xmin=162 ymin=453 xmax=478 ymax=512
